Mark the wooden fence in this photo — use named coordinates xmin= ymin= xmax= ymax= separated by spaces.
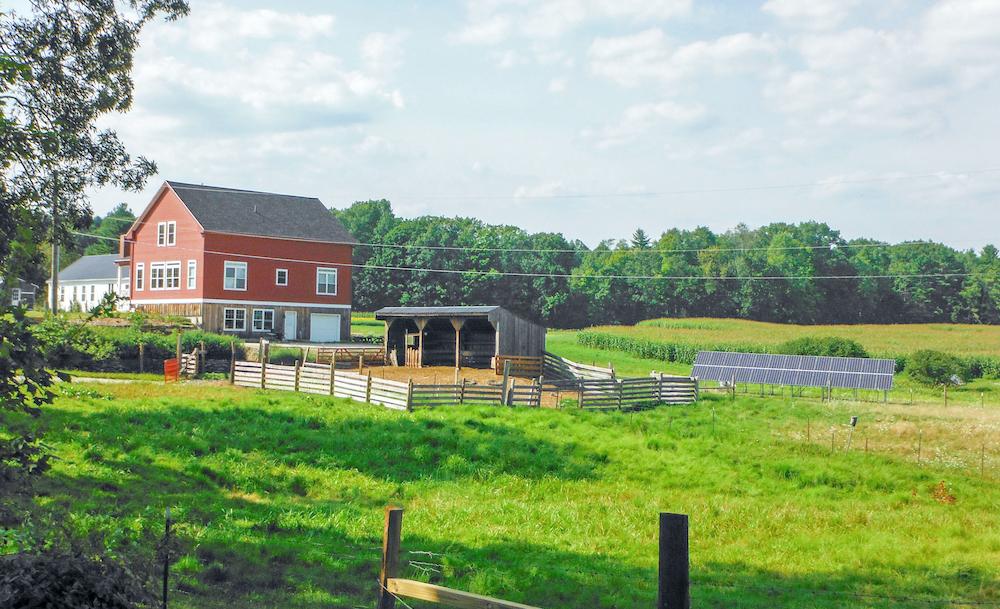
xmin=543 ymin=351 xmax=615 ymax=381
xmin=494 ymin=355 xmax=543 ymax=378
xmin=375 ymin=507 xmax=691 ymax=609
xmin=315 ymin=346 xmax=385 ymax=366
xmin=229 ymin=355 xmax=697 ymax=410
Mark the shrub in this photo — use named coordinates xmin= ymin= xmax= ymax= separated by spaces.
xmin=0 ymin=550 xmax=151 ymax=609
xmin=906 ymin=350 xmax=968 ymax=386
xmin=776 ymin=336 xmax=869 ymax=358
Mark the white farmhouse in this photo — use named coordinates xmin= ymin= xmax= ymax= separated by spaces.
xmin=49 ymin=254 xmax=131 ymax=312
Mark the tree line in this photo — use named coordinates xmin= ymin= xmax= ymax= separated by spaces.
xmin=335 ymin=200 xmax=1000 ymax=327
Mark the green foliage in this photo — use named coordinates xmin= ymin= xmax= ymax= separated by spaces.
xmin=0 ymin=550 xmax=151 ymax=609
xmin=907 ymin=350 xmax=968 ymax=386
xmin=776 ymin=336 xmax=869 ymax=358
xmin=577 ymin=330 xmax=765 ymax=364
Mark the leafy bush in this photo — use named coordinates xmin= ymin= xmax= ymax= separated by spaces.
xmin=776 ymin=336 xmax=869 ymax=358
xmin=31 ymin=317 xmax=117 ymax=367
xmin=0 ymin=550 xmax=151 ymax=609
xmin=906 ymin=350 xmax=968 ymax=386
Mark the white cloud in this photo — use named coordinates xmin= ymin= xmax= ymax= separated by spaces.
xmin=583 ymin=100 xmax=707 ymax=148
xmin=589 ymin=28 xmax=778 ymax=86
xmin=761 ymin=0 xmax=860 ymax=30
xmin=547 ymin=77 xmax=568 ymax=93
xmin=514 ymin=180 xmax=568 ymax=198
xmin=453 ymin=0 xmax=691 ymax=45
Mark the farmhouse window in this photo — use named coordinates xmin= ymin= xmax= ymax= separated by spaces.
xmin=224 ymin=261 xmax=247 ymax=291
xmin=224 ymin=308 xmax=246 ymax=331
xmin=157 ymin=221 xmax=177 ymax=246
xmin=165 ymin=262 xmax=181 ymax=289
xmin=252 ymin=309 xmax=275 ymax=332
xmin=12 ymin=288 xmax=20 ymax=305
xmin=316 ymin=268 xmax=337 ymax=295
xmin=275 ymin=268 xmax=288 ymax=286
xmin=90 ymin=285 xmax=95 ymax=300
xmin=150 ymin=264 xmax=164 ymax=289
xmin=187 ymin=260 xmax=197 ymax=289
xmin=135 ymin=264 xmax=144 ymax=291
xmin=72 ymin=286 xmax=77 ymax=300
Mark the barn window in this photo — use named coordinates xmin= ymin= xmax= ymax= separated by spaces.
xmin=275 ymin=268 xmax=288 ymax=286
xmin=316 ymin=268 xmax=337 ymax=295
xmin=150 ymin=263 xmax=165 ymax=289
xmin=165 ymin=262 xmax=181 ymax=289
xmin=223 ymin=307 xmax=246 ymax=331
xmin=135 ymin=264 xmax=144 ymax=291
xmin=187 ymin=260 xmax=197 ymax=289
xmin=224 ymin=261 xmax=247 ymax=291
xmin=252 ymin=309 xmax=274 ymax=332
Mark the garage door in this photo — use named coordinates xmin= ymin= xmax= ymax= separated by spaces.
xmin=309 ymin=313 xmax=341 ymax=342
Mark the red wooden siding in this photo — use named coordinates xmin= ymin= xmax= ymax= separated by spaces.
xmin=126 ymin=187 xmax=205 ymax=301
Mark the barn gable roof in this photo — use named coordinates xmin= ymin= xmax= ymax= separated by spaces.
xmin=56 ymin=254 xmax=120 ymax=282
xmin=166 ymin=181 xmax=358 ymax=245
xmin=375 ymin=306 xmax=501 ymax=318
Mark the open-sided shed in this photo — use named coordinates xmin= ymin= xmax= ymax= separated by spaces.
xmin=375 ymin=306 xmax=546 ymax=368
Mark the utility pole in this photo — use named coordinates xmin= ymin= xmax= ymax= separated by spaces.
xmin=49 ymin=171 xmax=60 ymax=313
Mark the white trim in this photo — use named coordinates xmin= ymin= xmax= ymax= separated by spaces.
xmin=187 ymin=259 xmax=197 ymax=290
xmin=275 ymin=268 xmax=288 ymax=286
xmin=135 ymin=263 xmax=144 ymax=291
xmin=149 ymin=260 xmax=181 ymax=291
xmin=316 ymin=267 xmax=338 ymax=296
xmin=130 ymin=297 xmax=351 ymax=309
xmin=223 ymin=307 xmax=247 ymax=331
xmin=224 ymin=260 xmax=248 ymax=291
xmin=252 ymin=308 xmax=275 ymax=332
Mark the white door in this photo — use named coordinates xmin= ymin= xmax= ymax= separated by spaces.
xmin=309 ymin=313 xmax=341 ymax=343
xmin=284 ymin=311 xmax=297 ymax=340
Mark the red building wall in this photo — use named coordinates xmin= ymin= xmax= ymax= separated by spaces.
xmin=127 ymin=187 xmax=205 ymax=302
xmin=202 ymin=233 xmax=352 ymax=306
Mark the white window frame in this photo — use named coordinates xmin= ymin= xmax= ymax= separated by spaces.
xmin=223 ymin=307 xmax=246 ymax=332
xmin=135 ymin=264 xmax=144 ymax=291
xmin=157 ymin=221 xmax=177 ymax=247
xmin=187 ymin=260 xmax=197 ymax=290
xmin=275 ymin=268 xmax=288 ymax=286
xmin=165 ymin=261 xmax=181 ymax=289
xmin=224 ymin=261 xmax=248 ymax=291
xmin=252 ymin=308 xmax=275 ymax=333
xmin=316 ymin=267 xmax=338 ymax=296
xmin=12 ymin=288 xmax=20 ymax=305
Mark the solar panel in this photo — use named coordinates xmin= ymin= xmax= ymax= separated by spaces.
xmin=691 ymin=351 xmax=895 ymax=391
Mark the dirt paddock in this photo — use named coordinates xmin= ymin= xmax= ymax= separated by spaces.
xmin=355 ymin=365 xmax=506 ymax=385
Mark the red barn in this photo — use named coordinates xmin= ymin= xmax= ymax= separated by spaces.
xmin=120 ymin=181 xmax=357 ymax=341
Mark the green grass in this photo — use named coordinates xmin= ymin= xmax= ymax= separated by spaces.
xmin=59 ymin=370 xmax=166 ymax=382
xmin=19 ymin=381 xmax=1000 ymax=609
xmin=593 ymin=317 xmax=1000 ymax=357
xmin=351 ymin=312 xmax=382 ymax=337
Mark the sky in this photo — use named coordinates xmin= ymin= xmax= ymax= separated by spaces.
xmin=23 ymin=1 xmax=1000 ymax=249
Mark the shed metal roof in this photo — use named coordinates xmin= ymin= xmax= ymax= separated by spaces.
xmin=375 ymin=306 xmax=501 ymax=318
xmin=167 ymin=181 xmax=358 ymax=244
xmin=56 ymin=254 xmax=120 ymax=282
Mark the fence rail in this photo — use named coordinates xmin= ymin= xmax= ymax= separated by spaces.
xmin=494 ymin=355 xmax=543 ymax=378
xmin=543 ymin=351 xmax=615 ymax=381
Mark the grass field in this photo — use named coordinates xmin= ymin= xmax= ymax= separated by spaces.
xmin=589 ymin=318 xmax=1000 ymax=357
xmin=23 ymin=378 xmax=999 ymax=609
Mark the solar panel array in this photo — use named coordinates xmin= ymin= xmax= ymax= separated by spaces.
xmin=692 ymin=351 xmax=895 ymax=391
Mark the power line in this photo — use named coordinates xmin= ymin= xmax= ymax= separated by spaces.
xmin=71 ymin=230 xmax=977 ymax=283
xmin=83 ymin=215 xmax=945 ymax=256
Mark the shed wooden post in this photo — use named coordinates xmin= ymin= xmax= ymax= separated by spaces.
xmin=383 ymin=319 xmax=392 ymax=364
xmin=450 ymin=318 xmax=465 ymax=369
xmin=658 ymin=513 xmax=690 ymax=609
xmin=376 ymin=507 xmax=404 ymax=609
xmin=414 ymin=318 xmax=428 ymax=368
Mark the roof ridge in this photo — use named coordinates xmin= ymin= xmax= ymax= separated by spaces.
xmin=166 ymin=181 xmax=320 ymax=200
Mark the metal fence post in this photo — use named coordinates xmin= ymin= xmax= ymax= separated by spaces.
xmin=657 ymin=513 xmax=690 ymax=609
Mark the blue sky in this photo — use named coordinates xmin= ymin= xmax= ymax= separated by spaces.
xmin=62 ymin=1 xmax=1000 ymax=247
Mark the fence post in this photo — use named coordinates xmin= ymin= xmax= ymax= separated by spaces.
xmin=162 ymin=507 xmax=171 ymax=609
xmin=406 ymin=380 xmax=414 ymax=412
xmin=693 ymin=377 xmax=699 ymax=402
xmin=260 ymin=358 xmax=267 ymax=389
xmin=657 ymin=373 xmax=664 ymax=404
xmin=657 ymin=513 xmax=690 ymax=609
xmin=139 ymin=342 xmax=145 ymax=374
xmin=578 ymin=380 xmax=584 ymax=409
xmin=328 ymin=358 xmax=336 ymax=396
xmin=376 ymin=506 xmax=404 ymax=609
xmin=175 ymin=334 xmax=182 ymax=363
xmin=199 ymin=340 xmax=206 ymax=374
xmin=228 ymin=341 xmax=236 ymax=385
xmin=366 ymin=372 xmax=373 ymax=403
xmin=617 ymin=379 xmax=623 ymax=410
xmin=501 ymin=360 xmax=511 ymax=406
xmin=294 ymin=361 xmax=302 ymax=392
xmin=536 ymin=376 xmax=543 ymax=407
xmin=459 ymin=378 xmax=466 ymax=405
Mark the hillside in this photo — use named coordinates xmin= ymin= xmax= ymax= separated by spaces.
xmin=34 ymin=381 xmax=1000 ymax=609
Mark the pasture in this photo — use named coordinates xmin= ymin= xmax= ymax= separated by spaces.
xmin=23 ymin=377 xmax=999 ymax=609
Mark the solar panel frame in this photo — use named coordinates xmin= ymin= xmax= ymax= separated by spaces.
xmin=691 ymin=351 xmax=895 ymax=391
